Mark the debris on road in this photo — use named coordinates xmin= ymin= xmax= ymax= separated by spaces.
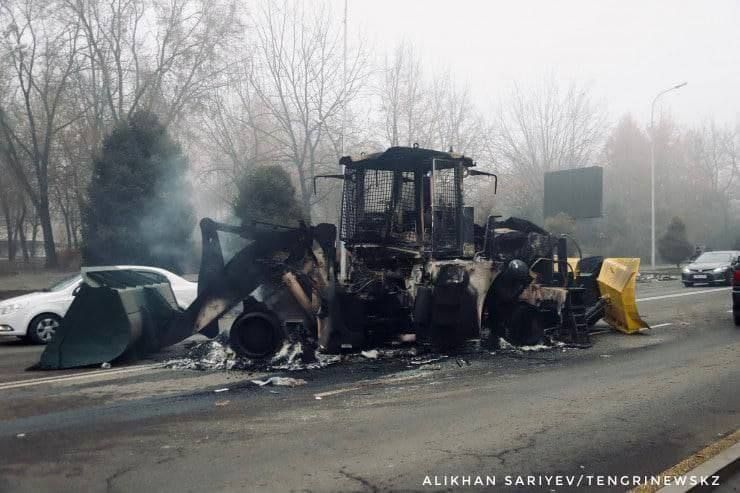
xmin=251 ymin=377 xmax=307 ymax=387
xmin=165 ymin=338 xmax=242 ymax=371
xmin=409 ymin=356 xmax=446 ymax=365
xmin=519 ymin=344 xmax=553 ymax=352
xmin=361 ymin=349 xmax=379 ymax=359
xmin=637 ymin=272 xmax=679 ymax=283
xmin=270 ymin=341 xmax=304 ymax=368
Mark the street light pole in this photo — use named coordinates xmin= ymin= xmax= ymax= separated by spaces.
xmin=650 ymin=81 xmax=687 ymax=270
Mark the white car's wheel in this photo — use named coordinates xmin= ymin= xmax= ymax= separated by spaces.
xmin=26 ymin=314 xmax=61 ymax=344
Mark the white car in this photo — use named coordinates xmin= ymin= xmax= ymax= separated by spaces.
xmin=0 ymin=266 xmax=198 ymax=344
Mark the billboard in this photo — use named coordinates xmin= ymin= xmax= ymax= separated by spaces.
xmin=543 ymin=166 xmax=603 ymax=219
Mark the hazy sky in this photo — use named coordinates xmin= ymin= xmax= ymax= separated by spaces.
xmin=346 ymin=0 xmax=740 ymax=127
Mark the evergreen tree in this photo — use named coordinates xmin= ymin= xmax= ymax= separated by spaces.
xmin=658 ymin=217 xmax=693 ymax=267
xmin=234 ymin=165 xmax=303 ymax=227
xmin=82 ymin=111 xmax=195 ymax=273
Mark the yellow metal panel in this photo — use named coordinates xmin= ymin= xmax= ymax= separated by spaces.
xmin=568 ymin=257 xmax=580 ymax=277
xmin=597 ymin=258 xmax=650 ymax=333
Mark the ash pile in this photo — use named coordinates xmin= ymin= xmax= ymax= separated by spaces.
xmin=164 ymin=333 xmax=563 ymax=373
xmin=165 ymin=335 xmax=341 ymax=371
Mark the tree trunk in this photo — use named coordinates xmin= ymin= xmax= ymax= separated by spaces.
xmin=38 ymin=201 xmax=58 ymax=267
xmin=296 ymin=160 xmax=312 ymax=223
xmin=8 ymin=222 xmax=16 ymax=262
xmin=16 ymin=203 xmax=28 ymax=261
xmin=63 ymin=212 xmax=72 ymax=250
xmin=71 ymin=216 xmax=79 ymax=249
xmin=31 ymin=215 xmax=39 ymax=258
xmin=6 ymin=223 xmax=16 ymax=262
xmin=1 ymin=196 xmax=15 ymax=261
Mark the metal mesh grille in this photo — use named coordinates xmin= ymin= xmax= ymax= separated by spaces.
xmin=390 ymin=172 xmax=417 ymax=243
xmin=341 ymin=169 xmax=420 ymax=245
xmin=432 ymin=166 xmax=461 ymax=254
xmin=340 ymin=162 xmax=464 ymax=253
xmin=358 ymin=169 xmax=392 ymax=242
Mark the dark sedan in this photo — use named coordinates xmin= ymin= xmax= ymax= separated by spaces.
xmin=681 ymin=250 xmax=740 ymax=287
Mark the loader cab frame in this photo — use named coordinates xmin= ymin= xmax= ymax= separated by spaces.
xmin=335 ymin=146 xmax=493 ymax=260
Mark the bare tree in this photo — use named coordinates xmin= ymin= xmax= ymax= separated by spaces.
xmin=245 ymin=0 xmax=368 ymax=220
xmin=377 ymin=41 xmax=426 ymax=147
xmin=65 ymin=0 xmax=240 ymax=127
xmin=0 ymin=0 xmax=81 ymax=266
xmin=424 ymin=71 xmax=486 ymax=155
xmin=685 ymin=120 xmax=738 ymax=242
xmin=376 ymin=43 xmax=484 ymax=155
xmin=491 ymin=78 xmax=606 ymax=219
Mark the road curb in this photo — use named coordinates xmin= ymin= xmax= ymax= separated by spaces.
xmin=634 ymin=430 xmax=740 ymax=493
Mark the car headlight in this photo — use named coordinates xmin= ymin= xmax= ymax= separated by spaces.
xmin=0 ymin=303 xmax=26 ymax=315
xmin=682 ymin=267 xmax=690 ymax=274
xmin=713 ymin=267 xmax=726 ymax=273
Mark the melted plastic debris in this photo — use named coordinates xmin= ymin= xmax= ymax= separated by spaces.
xmin=376 ymin=346 xmax=418 ymax=358
xmin=361 ymin=349 xmax=379 ymax=359
xmin=497 ymin=338 xmax=561 ymax=352
xmin=498 ymin=337 xmax=516 ymax=350
xmin=269 ymin=341 xmax=343 ymax=371
xmin=251 ymin=376 xmax=307 ymax=387
xmin=519 ymin=344 xmax=552 ymax=352
xmin=164 ymin=337 xmax=341 ymax=372
xmin=269 ymin=341 xmax=305 ymax=369
xmin=164 ymin=333 xmax=567 ymax=373
xmin=165 ymin=338 xmax=243 ymax=370
xmin=409 ymin=356 xmax=447 ymax=365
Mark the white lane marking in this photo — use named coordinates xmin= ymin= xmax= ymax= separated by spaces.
xmin=313 ymin=372 xmax=427 ymax=400
xmin=651 ymin=322 xmax=673 ymax=328
xmin=314 ymin=386 xmax=361 ymax=399
xmin=637 ymin=287 xmax=729 ymax=302
xmin=0 ymin=363 xmax=163 ymax=391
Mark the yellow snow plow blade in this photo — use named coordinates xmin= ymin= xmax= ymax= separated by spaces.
xmin=597 ymin=258 xmax=649 ymax=333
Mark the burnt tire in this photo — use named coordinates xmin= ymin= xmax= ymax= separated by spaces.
xmin=503 ymin=303 xmax=545 ymax=346
xmin=25 ymin=313 xmax=61 ymax=345
xmin=229 ymin=311 xmax=284 ymax=359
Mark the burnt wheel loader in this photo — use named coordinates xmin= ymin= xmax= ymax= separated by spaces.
xmin=40 ymin=146 xmax=648 ymax=369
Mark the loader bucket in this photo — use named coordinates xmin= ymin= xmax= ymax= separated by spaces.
xmin=596 ymin=258 xmax=649 ymax=334
xmin=39 ymin=275 xmax=181 ymax=370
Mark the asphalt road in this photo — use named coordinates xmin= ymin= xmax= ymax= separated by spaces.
xmin=0 ymin=280 xmax=737 ymax=492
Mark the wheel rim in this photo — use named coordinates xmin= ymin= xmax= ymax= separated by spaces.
xmin=35 ymin=317 xmax=59 ymax=342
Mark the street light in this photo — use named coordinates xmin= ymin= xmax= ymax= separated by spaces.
xmin=650 ymin=81 xmax=687 ymax=269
